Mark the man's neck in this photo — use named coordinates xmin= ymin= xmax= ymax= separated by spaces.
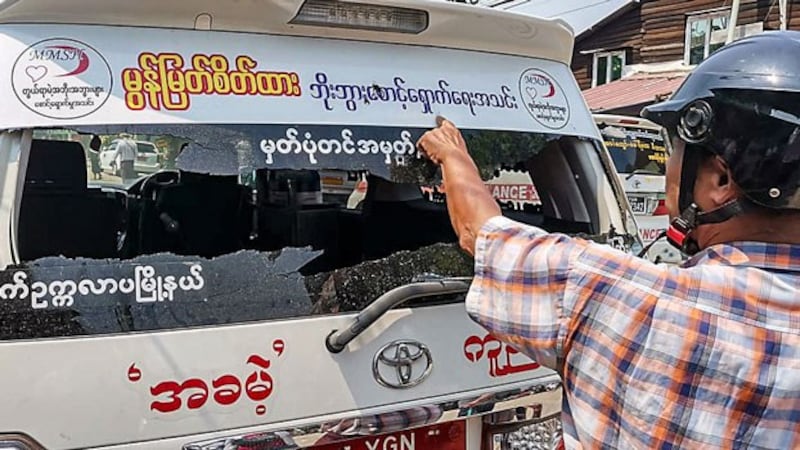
xmin=697 ymin=213 xmax=800 ymax=248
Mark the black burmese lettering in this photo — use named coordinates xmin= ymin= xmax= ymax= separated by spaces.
xmin=308 ymin=71 xmax=517 ymax=116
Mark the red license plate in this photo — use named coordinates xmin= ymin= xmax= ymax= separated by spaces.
xmin=308 ymin=421 xmax=466 ymax=450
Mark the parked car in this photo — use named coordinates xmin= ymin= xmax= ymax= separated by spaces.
xmin=594 ymin=113 xmax=683 ymax=264
xmin=0 ymin=1 xmax=643 ymax=449
xmin=99 ymin=139 xmax=162 ymax=176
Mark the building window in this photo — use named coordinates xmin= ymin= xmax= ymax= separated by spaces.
xmin=685 ymin=11 xmax=730 ymax=65
xmin=592 ymin=50 xmax=625 ymax=87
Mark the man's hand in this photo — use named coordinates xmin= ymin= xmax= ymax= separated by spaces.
xmin=416 ymin=116 xmax=468 ymax=165
xmin=416 ymin=116 xmax=501 ymax=255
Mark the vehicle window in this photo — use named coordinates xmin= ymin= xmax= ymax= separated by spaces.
xmin=137 ymin=143 xmax=157 ymax=153
xmin=4 ymin=124 xmax=626 ymax=340
xmin=599 ymin=125 xmax=668 ymax=175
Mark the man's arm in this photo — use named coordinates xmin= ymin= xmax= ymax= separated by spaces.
xmin=416 ymin=117 xmax=501 ymax=255
xmin=416 ymin=116 xmax=672 ymax=370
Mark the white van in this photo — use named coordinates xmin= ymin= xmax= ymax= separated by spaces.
xmin=593 ymin=114 xmax=682 ymax=264
xmin=0 ymin=1 xmax=641 ymax=449
xmin=99 ymin=138 xmax=163 ymax=177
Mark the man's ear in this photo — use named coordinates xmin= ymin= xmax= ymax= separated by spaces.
xmin=705 ymin=155 xmax=738 ymax=206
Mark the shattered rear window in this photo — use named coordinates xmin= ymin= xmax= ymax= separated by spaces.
xmin=2 ymin=124 xmax=626 ymax=339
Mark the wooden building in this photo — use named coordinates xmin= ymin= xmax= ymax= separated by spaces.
xmin=568 ymin=0 xmax=797 ymax=114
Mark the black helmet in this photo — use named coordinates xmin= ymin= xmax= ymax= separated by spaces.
xmin=643 ymin=30 xmax=800 ymax=211
xmin=641 ymin=31 xmax=800 ymax=253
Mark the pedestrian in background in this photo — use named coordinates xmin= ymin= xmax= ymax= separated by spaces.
xmin=88 ymin=134 xmax=102 ymax=180
xmin=117 ymin=132 xmax=137 ymax=183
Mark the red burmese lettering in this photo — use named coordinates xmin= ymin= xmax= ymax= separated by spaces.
xmin=463 ymin=335 xmax=485 ymax=362
xmin=247 ymin=354 xmax=271 ymax=369
xmin=182 ymin=378 xmax=210 ymax=410
xmin=135 ymin=345 xmax=283 ymax=415
xmin=464 ymin=334 xmax=540 ymax=377
xmin=272 ymin=339 xmax=285 ymax=356
xmin=127 ymin=363 xmax=142 ymax=382
xmin=212 ymin=374 xmax=242 ymax=405
xmin=150 ymin=381 xmax=183 ymax=413
xmin=245 ymin=370 xmax=273 ymax=402
xmin=482 ymin=334 xmax=502 ymax=353
xmin=483 ymin=335 xmax=504 ymax=377
xmin=501 ymin=345 xmax=540 ymax=375
xmin=245 ymin=355 xmax=274 ymax=402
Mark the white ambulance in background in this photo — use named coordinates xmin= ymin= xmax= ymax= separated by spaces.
xmin=0 ymin=0 xmax=641 ymax=448
xmin=486 ymin=169 xmax=540 ymax=211
xmin=594 ymin=114 xmax=683 ymax=264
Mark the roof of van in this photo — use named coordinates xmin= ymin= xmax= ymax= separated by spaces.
xmin=0 ymin=0 xmax=575 ymax=63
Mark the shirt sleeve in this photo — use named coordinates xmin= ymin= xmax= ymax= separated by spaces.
xmin=464 ymin=215 xmax=653 ymax=369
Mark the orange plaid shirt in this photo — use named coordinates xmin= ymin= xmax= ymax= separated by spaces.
xmin=466 ymin=216 xmax=800 ymax=449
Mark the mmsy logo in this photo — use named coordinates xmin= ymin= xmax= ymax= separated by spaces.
xmin=519 ymin=68 xmax=570 ymax=130
xmin=11 ymin=38 xmax=112 ymax=120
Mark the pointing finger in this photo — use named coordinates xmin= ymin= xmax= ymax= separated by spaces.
xmin=416 ymin=130 xmax=433 ymax=153
xmin=416 ymin=129 xmax=429 ymax=147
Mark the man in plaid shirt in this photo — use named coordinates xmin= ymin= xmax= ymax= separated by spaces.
xmin=417 ymin=31 xmax=800 ymax=449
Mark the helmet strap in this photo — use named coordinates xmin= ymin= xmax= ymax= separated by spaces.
xmin=677 ymin=145 xmax=704 ymax=213
xmin=667 ymin=203 xmax=700 ymax=254
xmin=667 ymin=200 xmax=745 ymax=255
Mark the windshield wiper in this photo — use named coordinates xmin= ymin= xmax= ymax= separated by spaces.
xmin=625 ymin=169 xmax=663 ymax=180
xmin=325 ymin=277 xmax=472 ymax=353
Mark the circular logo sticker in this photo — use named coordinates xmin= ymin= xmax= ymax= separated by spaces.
xmin=11 ymin=38 xmax=113 ymax=120
xmin=519 ymin=68 xmax=570 ymax=129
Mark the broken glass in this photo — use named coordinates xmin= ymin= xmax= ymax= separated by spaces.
xmin=3 ymin=124 xmax=634 ymax=339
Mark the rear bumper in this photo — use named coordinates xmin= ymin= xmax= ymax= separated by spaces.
xmin=78 ymin=375 xmax=563 ymax=450
xmin=134 ymin=164 xmax=161 ymax=174
xmin=185 ymin=375 xmax=563 ymax=450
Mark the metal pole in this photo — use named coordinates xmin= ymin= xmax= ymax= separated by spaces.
xmin=780 ymin=0 xmax=788 ymax=31
xmin=726 ymin=0 xmax=742 ymax=44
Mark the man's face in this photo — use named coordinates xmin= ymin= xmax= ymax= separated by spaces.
xmin=664 ymin=137 xmax=684 ymax=220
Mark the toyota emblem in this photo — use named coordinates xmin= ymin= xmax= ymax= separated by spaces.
xmin=372 ymin=340 xmax=433 ymax=389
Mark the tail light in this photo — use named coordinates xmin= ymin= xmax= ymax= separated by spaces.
xmin=652 ymin=199 xmax=669 ymax=216
xmin=290 ymin=0 xmax=429 ymax=34
xmin=483 ymin=414 xmax=563 ymax=450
